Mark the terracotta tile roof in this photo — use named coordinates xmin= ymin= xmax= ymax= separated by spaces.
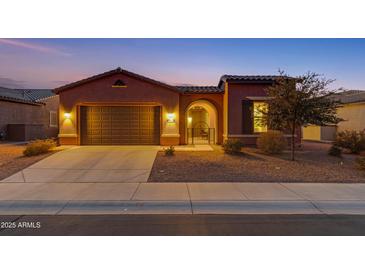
xmin=54 ymin=67 xmax=179 ymax=93
xmin=218 ymin=75 xmax=280 ymax=88
xmin=0 ymin=86 xmax=54 ymax=105
xmin=175 ymin=86 xmax=223 ymax=94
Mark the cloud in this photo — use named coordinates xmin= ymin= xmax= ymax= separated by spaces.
xmin=0 ymin=39 xmax=71 ymax=56
xmin=51 ymin=80 xmax=72 ymax=86
xmin=0 ymin=77 xmax=26 ymax=88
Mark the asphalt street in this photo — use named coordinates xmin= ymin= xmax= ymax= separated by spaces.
xmin=1 ymin=214 xmax=365 ymax=236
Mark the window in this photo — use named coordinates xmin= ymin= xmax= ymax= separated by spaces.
xmin=112 ymin=79 xmax=127 ymax=88
xmin=253 ymin=102 xmax=267 ymax=133
xmin=49 ymin=111 xmax=58 ymax=127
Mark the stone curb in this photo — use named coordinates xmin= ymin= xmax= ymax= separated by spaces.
xmin=2 ymin=200 xmax=365 ymax=215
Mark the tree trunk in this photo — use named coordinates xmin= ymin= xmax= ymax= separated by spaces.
xmin=291 ymin=123 xmax=296 ymax=161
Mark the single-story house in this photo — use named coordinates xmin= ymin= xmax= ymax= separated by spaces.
xmin=54 ymin=67 xmax=299 ymax=146
xmin=0 ymin=87 xmax=59 ymax=141
xmin=302 ymin=90 xmax=365 ymax=142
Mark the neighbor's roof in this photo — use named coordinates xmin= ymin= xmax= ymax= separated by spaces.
xmin=330 ymin=90 xmax=365 ymax=104
xmin=0 ymin=86 xmax=55 ymax=105
xmin=175 ymin=86 xmax=223 ymax=94
xmin=54 ymin=67 xmax=179 ymax=93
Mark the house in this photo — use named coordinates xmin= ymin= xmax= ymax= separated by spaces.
xmin=302 ymin=90 xmax=365 ymax=142
xmin=54 ymin=67 xmax=298 ymax=146
xmin=0 ymin=87 xmax=59 ymax=141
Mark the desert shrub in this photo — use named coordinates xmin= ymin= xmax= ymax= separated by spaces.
xmin=356 ymin=157 xmax=365 ymax=170
xmin=257 ymin=130 xmax=287 ymax=154
xmin=164 ymin=146 xmax=175 ymax=156
xmin=23 ymin=139 xmax=56 ymax=157
xmin=328 ymin=145 xmax=342 ymax=157
xmin=335 ymin=130 xmax=365 ymax=154
xmin=222 ymin=139 xmax=244 ymax=154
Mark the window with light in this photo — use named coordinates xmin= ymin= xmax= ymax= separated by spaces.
xmin=253 ymin=102 xmax=268 ymax=133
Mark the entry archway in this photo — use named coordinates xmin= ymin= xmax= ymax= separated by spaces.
xmin=185 ymin=100 xmax=218 ymax=144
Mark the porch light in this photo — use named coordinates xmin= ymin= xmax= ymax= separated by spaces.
xmin=64 ymin=112 xmax=71 ymax=119
xmin=166 ymin=113 xmax=176 ymax=123
xmin=187 ymin=117 xmax=192 ymax=124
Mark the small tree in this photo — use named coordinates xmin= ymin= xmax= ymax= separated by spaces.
xmin=262 ymin=71 xmax=342 ymax=161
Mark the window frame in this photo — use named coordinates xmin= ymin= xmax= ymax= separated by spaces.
xmin=242 ymin=100 xmax=268 ymax=135
xmin=253 ymin=101 xmax=268 ymax=133
xmin=49 ymin=110 xmax=58 ymax=128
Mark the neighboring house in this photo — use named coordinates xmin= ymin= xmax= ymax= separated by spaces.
xmin=0 ymin=87 xmax=59 ymax=141
xmin=54 ymin=67 xmax=299 ymax=146
xmin=302 ymin=90 xmax=365 ymax=142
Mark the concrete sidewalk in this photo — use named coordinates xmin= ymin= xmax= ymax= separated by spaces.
xmin=1 ymin=182 xmax=365 ymax=215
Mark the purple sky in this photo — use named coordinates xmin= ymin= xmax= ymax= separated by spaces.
xmin=0 ymin=38 xmax=365 ymax=90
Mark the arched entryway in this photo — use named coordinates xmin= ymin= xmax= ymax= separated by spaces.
xmin=185 ymin=100 xmax=218 ymax=144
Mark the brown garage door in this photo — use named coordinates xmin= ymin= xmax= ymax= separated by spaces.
xmin=80 ymin=106 xmax=160 ymax=145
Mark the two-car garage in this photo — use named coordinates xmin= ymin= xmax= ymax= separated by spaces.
xmin=56 ymin=68 xmax=180 ymax=146
xmin=80 ymin=106 xmax=161 ymax=145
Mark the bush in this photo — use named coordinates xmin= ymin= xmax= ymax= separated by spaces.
xmin=328 ymin=145 xmax=342 ymax=157
xmin=257 ymin=130 xmax=287 ymax=154
xmin=356 ymin=157 xmax=365 ymax=170
xmin=164 ymin=146 xmax=175 ymax=156
xmin=222 ymin=139 xmax=244 ymax=154
xmin=23 ymin=139 xmax=56 ymax=157
xmin=335 ymin=130 xmax=365 ymax=154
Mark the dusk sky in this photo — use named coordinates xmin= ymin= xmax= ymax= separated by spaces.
xmin=0 ymin=38 xmax=364 ymax=90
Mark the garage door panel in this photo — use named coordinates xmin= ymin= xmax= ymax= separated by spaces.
xmin=81 ymin=106 xmax=160 ymax=145
xmin=88 ymin=129 xmax=102 ymax=135
xmin=91 ymin=138 xmax=102 ymax=145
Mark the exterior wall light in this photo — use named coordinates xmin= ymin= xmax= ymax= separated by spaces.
xmin=187 ymin=117 xmax=192 ymax=124
xmin=64 ymin=113 xmax=71 ymax=119
xmin=166 ymin=113 xmax=176 ymax=123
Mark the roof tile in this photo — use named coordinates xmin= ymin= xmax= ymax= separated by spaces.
xmin=330 ymin=90 xmax=365 ymax=104
xmin=0 ymin=86 xmax=55 ymax=105
xmin=175 ymin=86 xmax=223 ymax=94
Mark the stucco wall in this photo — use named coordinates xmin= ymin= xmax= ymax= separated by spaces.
xmin=227 ymin=83 xmax=269 ymax=135
xmin=39 ymin=95 xmax=59 ymax=138
xmin=179 ymin=93 xmax=223 ymax=144
xmin=302 ymin=125 xmax=321 ymax=141
xmin=0 ymin=96 xmax=59 ymax=140
xmin=0 ymin=100 xmax=43 ymax=134
xmin=58 ymin=72 xmax=180 ymax=145
xmin=337 ymin=103 xmax=365 ymax=132
xmin=302 ymin=103 xmax=365 ymax=142
xmin=226 ymin=82 xmax=301 ymax=145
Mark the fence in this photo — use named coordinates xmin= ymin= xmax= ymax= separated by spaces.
xmin=187 ymin=128 xmax=215 ymax=144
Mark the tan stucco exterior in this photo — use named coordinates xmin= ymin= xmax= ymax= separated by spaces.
xmin=337 ymin=102 xmax=365 ymax=132
xmin=0 ymin=96 xmax=59 ymax=141
xmin=302 ymin=101 xmax=365 ymax=142
xmin=302 ymin=125 xmax=321 ymax=141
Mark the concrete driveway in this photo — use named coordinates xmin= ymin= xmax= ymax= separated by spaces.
xmin=1 ymin=146 xmax=159 ymax=183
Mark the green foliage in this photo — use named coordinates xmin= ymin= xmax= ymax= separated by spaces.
xmin=23 ymin=139 xmax=56 ymax=157
xmin=164 ymin=146 xmax=175 ymax=156
xmin=222 ymin=139 xmax=244 ymax=154
xmin=261 ymin=70 xmax=342 ymax=160
xmin=256 ymin=130 xmax=287 ymax=154
xmin=356 ymin=157 xmax=365 ymax=170
xmin=334 ymin=130 xmax=365 ymax=154
xmin=328 ymin=145 xmax=342 ymax=157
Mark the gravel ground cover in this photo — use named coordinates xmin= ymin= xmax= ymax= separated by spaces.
xmin=149 ymin=142 xmax=365 ymax=183
xmin=0 ymin=143 xmax=54 ymax=180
